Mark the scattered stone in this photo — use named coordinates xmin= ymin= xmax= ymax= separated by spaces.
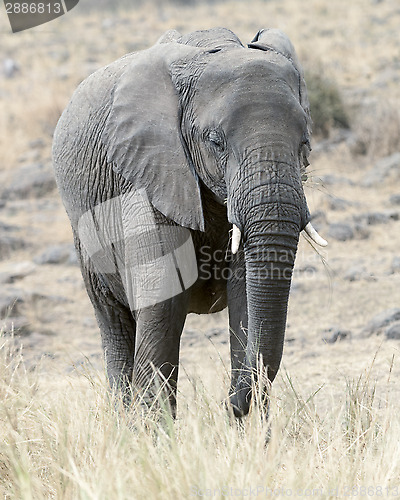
xmin=344 ymin=265 xmax=374 ymax=282
xmin=328 ymin=223 xmax=354 ymax=241
xmin=354 ymin=210 xmax=400 ymax=225
xmin=361 ymin=308 xmax=400 ymax=337
xmin=312 ymin=129 xmax=353 ymax=154
xmin=1 ymin=316 xmax=31 ymax=335
xmin=352 ymin=223 xmax=370 ymax=239
xmin=362 ymin=152 xmax=400 ymax=187
xmin=29 ymin=138 xmax=46 ymax=149
xmin=34 ymin=244 xmax=78 ymax=266
xmin=2 ymin=58 xmax=19 ymax=78
xmin=348 ymin=135 xmax=368 ymax=156
xmin=389 ymin=194 xmax=400 ymax=206
xmin=328 ymin=197 xmax=354 ymax=211
xmin=1 ymin=287 xmax=70 ymax=322
xmin=374 ymin=67 xmax=400 ymax=89
xmin=290 ymin=279 xmax=304 ymax=290
xmin=17 ymin=149 xmax=41 ymax=164
xmin=317 ymin=174 xmax=355 ymax=186
xmin=206 ymin=328 xmax=225 ymax=339
xmin=1 ymin=163 xmax=56 ymax=200
xmin=322 ymin=326 xmax=351 ymax=343
xmin=385 ymin=321 xmax=400 ymax=340
xmin=0 ymin=292 xmax=24 ymax=317
xmin=0 ymin=261 xmax=36 ymax=284
xmin=390 ymin=256 xmax=400 ymax=274
xmin=0 ymin=221 xmax=19 ymax=232
xmin=0 ymin=235 xmax=26 ymax=260
xmin=310 ymin=210 xmax=327 ymax=224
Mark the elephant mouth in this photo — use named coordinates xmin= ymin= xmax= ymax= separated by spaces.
xmin=230 ymin=221 xmax=327 ymax=255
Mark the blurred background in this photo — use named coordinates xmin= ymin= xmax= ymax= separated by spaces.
xmin=0 ymin=0 xmax=400 ymax=400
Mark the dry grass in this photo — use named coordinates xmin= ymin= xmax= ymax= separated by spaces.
xmin=352 ymin=99 xmax=400 ymax=158
xmin=1 ymin=331 xmax=400 ymax=499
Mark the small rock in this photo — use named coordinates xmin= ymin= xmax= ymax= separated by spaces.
xmin=0 ymin=235 xmax=26 ymax=260
xmin=374 ymin=67 xmax=400 ymax=89
xmin=322 ymin=326 xmax=351 ymax=343
xmin=17 ymin=149 xmax=41 ymax=164
xmin=352 ymin=223 xmax=370 ymax=240
xmin=34 ymin=244 xmax=78 ymax=266
xmin=0 ymin=261 xmax=36 ymax=284
xmin=385 ymin=321 xmax=400 ymax=340
xmin=354 ymin=211 xmax=400 ymax=225
xmin=0 ymin=293 xmax=24 ymax=317
xmin=328 ymin=197 xmax=354 ymax=211
xmin=206 ymin=328 xmax=225 ymax=339
xmin=289 ymin=281 xmax=303 ymax=294
xmin=389 ymin=194 xmax=400 ymax=206
xmin=2 ymin=58 xmax=19 ymax=78
xmin=312 ymin=129 xmax=353 ymax=154
xmin=328 ymin=223 xmax=354 ymax=241
xmin=361 ymin=308 xmax=400 ymax=337
xmin=390 ymin=256 xmax=400 ymax=274
xmin=29 ymin=138 xmax=46 ymax=149
xmin=348 ymin=136 xmax=367 ymax=156
xmin=344 ymin=265 xmax=372 ymax=282
xmin=1 ymin=316 xmax=31 ymax=335
xmin=2 ymin=163 xmax=56 ymax=200
xmin=310 ymin=210 xmax=327 ymax=224
xmin=317 ymin=175 xmax=355 ymax=186
xmin=0 ymin=221 xmax=18 ymax=232
xmin=362 ymin=152 xmax=400 ymax=187
xmin=364 ymin=212 xmax=391 ymax=225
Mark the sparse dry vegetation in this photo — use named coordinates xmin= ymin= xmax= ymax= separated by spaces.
xmin=1 ymin=331 xmax=400 ymax=498
xmin=1 ymin=0 xmax=400 ymax=496
xmin=306 ymin=68 xmax=350 ymax=137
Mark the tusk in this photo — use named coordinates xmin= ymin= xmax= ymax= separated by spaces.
xmin=303 ymin=222 xmax=328 ymax=247
xmin=231 ymin=224 xmax=241 ymax=254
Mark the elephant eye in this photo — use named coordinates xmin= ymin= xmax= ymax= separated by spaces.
xmin=208 ymin=130 xmax=225 ymax=152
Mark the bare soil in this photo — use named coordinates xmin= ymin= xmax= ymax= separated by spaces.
xmin=1 ymin=0 xmax=400 ymax=411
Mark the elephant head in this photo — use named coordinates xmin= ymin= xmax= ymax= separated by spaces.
xmin=101 ymin=28 xmax=326 ymax=416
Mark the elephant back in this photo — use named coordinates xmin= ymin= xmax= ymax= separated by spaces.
xmin=177 ymin=27 xmax=244 ymax=51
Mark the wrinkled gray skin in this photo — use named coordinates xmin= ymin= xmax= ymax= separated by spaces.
xmin=53 ymin=28 xmax=313 ymax=417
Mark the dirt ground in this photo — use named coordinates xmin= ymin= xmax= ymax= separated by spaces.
xmin=1 ymin=0 xmax=400 ymax=412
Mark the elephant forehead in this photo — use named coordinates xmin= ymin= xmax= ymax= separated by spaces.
xmin=197 ymin=50 xmax=299 ymax=96
xmin=193 ymin=54 xmax=304 ymax=136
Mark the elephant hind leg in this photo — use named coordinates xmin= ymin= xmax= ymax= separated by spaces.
xmin=83 ymin=269 xmax=136 ymax=402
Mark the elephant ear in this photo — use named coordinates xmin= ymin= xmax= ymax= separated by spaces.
xmin=102 ymin=43 xmax=205 ymax=231
xmin=248 ymin=29 xmax=311 ymax=127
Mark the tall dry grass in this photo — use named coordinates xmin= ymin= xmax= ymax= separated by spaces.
xmin=1 ymin=330 xmax=400 ymax=499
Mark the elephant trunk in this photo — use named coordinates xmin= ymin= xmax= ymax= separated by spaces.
xmin=228 ymin=159 xmax=307 ymax=417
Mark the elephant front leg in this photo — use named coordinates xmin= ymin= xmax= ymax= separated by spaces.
xmin=227 ymin=250 xmax=248 ymax=395
xmin=133 ymin=293 xmax=189 ymax=417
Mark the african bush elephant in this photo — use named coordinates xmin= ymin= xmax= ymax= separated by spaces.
xmin=53 ymin=27 xmax=327 ymax=417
